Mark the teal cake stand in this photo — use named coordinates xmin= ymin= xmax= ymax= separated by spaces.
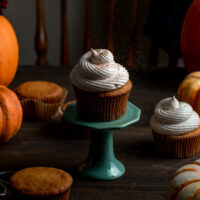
xmin=63 ymin=101 xmax=141 ymax=180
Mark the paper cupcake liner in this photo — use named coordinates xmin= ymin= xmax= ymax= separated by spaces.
xmin=72 ymin=86 xmax=131 ymax=121
xmin=152 ymin=129 xmax=200 ymax=158
xmin=18 ymin=89 xmax=68 ymax=120
xmin=11 ymin=188 xmax=71 ymax=200
xmin=59 ymin=101 xmax=91 ymax=139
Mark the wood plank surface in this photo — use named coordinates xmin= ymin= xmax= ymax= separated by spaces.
xmin=2 ymin=66 xmax=192 ymax=200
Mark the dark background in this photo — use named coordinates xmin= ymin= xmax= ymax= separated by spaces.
xmin=3 ymin=0 xmax=191 ymax=68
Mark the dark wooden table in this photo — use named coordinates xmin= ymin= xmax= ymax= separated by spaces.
xmin=2 ymin=65 xmax=194 ymax=200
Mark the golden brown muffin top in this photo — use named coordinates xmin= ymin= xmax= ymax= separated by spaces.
xmin=9 ymin=167 xmax=73 ymax=197
xmin=15 ymin=81 xmax=63 ymax=102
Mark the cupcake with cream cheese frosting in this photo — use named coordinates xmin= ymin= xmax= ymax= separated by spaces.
xmin=70 ymin=49 xmax=132 ymax=121
xmin=150 ymin=96 xmax=200 ymax=158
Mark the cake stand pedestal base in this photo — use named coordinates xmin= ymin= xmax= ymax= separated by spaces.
xmin=63 ymin=101 xmax=141 ymax=180
xmin=78 ymin=130 xmax=125 ymax=180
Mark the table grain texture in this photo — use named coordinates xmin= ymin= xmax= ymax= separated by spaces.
xmin=1 ymin=65 xmax=193 ymax=200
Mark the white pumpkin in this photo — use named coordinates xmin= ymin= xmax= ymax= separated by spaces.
xmin=166 ymin=159 xmax=200 ymax=200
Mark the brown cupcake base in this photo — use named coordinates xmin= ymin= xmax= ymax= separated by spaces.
xmin=152 ymin=126 xmax=200 ymax=158
xmin=72 ymin=80 xmax=132 ymax=121
xmin=18 ymin=89 xmax=68 ymax=120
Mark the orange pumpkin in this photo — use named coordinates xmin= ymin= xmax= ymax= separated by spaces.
xmin=177 ymin=71 xmax=200 ymax=114
xmin=0 ymin=15 xmax=19 ymax=86
xmin=181 ymin=0 xmax=200 ymax=72
xmin=0 ymin=85 xmax=22 ymax=143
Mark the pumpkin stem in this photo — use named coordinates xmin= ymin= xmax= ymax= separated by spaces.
xmin=0 ymin=0 xmax=8 ymax=14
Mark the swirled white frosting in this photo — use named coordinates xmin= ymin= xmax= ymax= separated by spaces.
xmin=150 ymin=96 xmax=200 ymax=135
xmin=70 ymin=49 xmax=129 ymax=92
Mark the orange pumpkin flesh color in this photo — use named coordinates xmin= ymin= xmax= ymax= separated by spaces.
xmin=177 ymin=72 xmax=200 ymax=114
xmin=0 ymin=15 xmax=19 ymax=86
xmin=181 ymin=0 xmax=200 ymax=72
xmin=0 ymin=85 xmax=22 ymax=143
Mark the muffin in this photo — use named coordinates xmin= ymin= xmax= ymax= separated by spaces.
xmin=9 ymin=167 xmax=73 ymax=200
xmin=150 ymin=96 xmax=200 ymax=158
xmin=15 ymin=81 xmax=68 ymax=120
xmin=70 ymin=48 xmax=132 ymax=121
xmin=59 ymin=100 xmax=91 ymax=139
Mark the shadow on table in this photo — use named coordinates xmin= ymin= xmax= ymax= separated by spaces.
xmin=116 ymin=138 xmax=184 ymax=160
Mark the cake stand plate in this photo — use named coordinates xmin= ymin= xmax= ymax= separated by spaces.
xmin=63 ymin=101 xmax=141 ymax=180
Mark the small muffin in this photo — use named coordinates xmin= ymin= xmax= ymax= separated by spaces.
xmin=59 ymin=100 xmax=91 ymax=139
xmin=70 ymin=48 xmax=132 ymax=121
xmin=9 ymin=167 xmax=73 ymax=200
xmin=15 ymin=81 xmax=68 ymax=120
xmin=150 ymin=96 xmax=200 ymax=158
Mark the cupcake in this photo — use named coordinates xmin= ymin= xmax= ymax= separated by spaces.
xmin=59 ymin=100 xmax=91 ymax=139
xmin=150 ymin=96 xmax=200 ymax=158
xmin=9 ymin=167 xmax=73 ymax=200
xmin=15 ymin=81 xmax=68 ymax=120
xmin=70 ymin=48 xmax=132 ymax=121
